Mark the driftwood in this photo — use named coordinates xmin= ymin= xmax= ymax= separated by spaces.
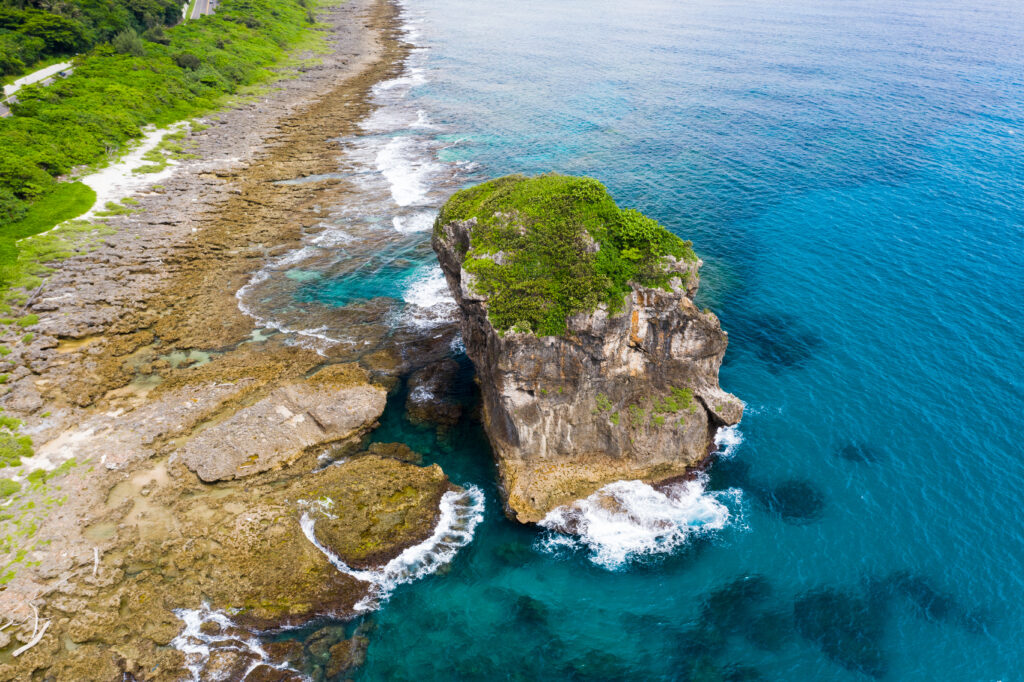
xmin=11 ymin=603 xmax=50 ymax=657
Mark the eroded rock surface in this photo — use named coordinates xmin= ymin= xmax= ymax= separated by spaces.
xmin=174 ymin=365 xmax=387 ymax=481
xmin=433 ymin=176 xmax=743 ymax=523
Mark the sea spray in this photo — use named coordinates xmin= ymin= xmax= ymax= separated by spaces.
xmin=300 ymin=486 xmax=485 ymax=611
xmin=714 ymin=424 xmax=744 ymax=459
xmin=395 ymin=265 xmax=458 ymax=329
xmin=536 ymin=476 xmax=741 ymax=569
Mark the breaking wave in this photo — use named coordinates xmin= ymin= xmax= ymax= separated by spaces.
xmin=714 ymin=424 xmax=744 ymax=458
xmin=300 ymin=485 xmax=484 ymax=611
xmin=536 ymin=476 xmax=741 ymax=570
xmin=396 ymin=265 xmax=458 ymax=329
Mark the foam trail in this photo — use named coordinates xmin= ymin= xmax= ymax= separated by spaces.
xmin=170 ymin=603 xmax=308 ymax=681
xmin=376 ymin=136 xmax=439 ymax=206
xmin=300 ymin=486 xmax=484 ymax=611
xmin=537 ymin=476 xmax=740 ymax=570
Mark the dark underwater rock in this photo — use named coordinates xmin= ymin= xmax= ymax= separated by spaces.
xmin=405 ymin=358 xmax=463 ymax=427
xmin=736 ymin=313 xmax=823 ymax=370
xmin=759 ymin=479 xmax=826 ymax=524
xmin=794 ymin=588 xmax=887 ymax=679
xmin=701 ymin=575 xmax=772 ymax=631
xmin=836 ymin=442 xmax=883 ymax=464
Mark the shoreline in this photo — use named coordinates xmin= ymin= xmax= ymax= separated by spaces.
xmin=0 ymin=0 xmax=456 ymax=677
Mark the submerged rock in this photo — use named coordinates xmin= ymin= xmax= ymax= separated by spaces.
xmin=198 ymin=455 xmax=451 ymax=628
xmin=405 ymin=358 xmax=462 ymax=427
xmin=432 ymin=174 xmax=742 ymax=522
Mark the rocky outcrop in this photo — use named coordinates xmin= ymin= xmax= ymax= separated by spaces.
xmin=433 ymin=177 xmax=742 ymax=523
xmin=173 ymin=364 xmax=386 ymax=481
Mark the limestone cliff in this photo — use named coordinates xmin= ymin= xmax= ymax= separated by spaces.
xmin=433 ymin=174 xmax=743 ymax=523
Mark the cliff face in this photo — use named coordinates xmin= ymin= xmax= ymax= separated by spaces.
xmin=433 ymin=175 xmax=743 ymax=523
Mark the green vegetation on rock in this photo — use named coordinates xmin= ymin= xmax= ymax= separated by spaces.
xmin=438 ymin=174 xmax=697 ymax=336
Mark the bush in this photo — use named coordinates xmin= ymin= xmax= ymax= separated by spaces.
xmin=141 ymin=25 xmax=171 ymax=45
xmin=173 ymin=51 xmax=202 ymax=70
xmin=438 ymin=174 xmax=698 ymax=336
xmin=0 ymin=189 xmax=27 ymax=226
xmin=112 ymin=28 xmax=145 ymax=56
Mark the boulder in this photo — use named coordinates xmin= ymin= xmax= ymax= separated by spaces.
xmin=173 ymin=364 xmax=386 ymax=481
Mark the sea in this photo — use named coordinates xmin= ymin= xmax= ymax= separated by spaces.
xmin=234 ymin=0 xmax=1024 ymax=678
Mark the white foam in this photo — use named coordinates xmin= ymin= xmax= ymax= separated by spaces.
xmin=402 ymin=266 xmax=453 ymax=308
xmin=714 ymin=424 xmax=744 ymax=458
xmin=300 ymin=485 xmax=484 ymax=611
xmin=170 ymin=604 xmax=308 ymax=681
xmin=411 ymin=110 xmax=435 ymax=129
xmin=397 ymin=266 xmax=457 ymax=329
xmin=376 ymin=136 xmax=436 ymax=206
xmin=371 ymin=68 xmax=427 ymax=95
xmin=537 ymin=476 xmax=739 ymax=570
xmin=392 ymin=211 xmax=435 ymax=234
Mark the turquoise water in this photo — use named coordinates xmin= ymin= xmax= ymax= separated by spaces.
xmin=293 ymin=0 xmax=1024 ymax=678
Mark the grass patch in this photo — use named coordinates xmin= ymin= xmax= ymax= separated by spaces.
xmin=2 ymin=219 xmax=116 ymax=303
xmin=0 ymin=410 xmax=32 ymax=467
xmin=439 ymin=174 xmax=697 ymax=336
xmin=0 ymin=181 xmax=95 ymax=284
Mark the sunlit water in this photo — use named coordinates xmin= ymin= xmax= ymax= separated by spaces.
xmin=248 ymin=0 xmax=1024 ymax=678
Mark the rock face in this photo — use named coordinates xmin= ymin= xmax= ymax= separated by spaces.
xmin=433 ymin=175 xmax=743 ymax=523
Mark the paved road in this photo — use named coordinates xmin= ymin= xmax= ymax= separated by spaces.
xmin=190 ymin=0 xmax=218 ymax=19
xmin=3 ymin=62 xmax=72 ymax=99
xmin=1 ymin=61 xmax=73 ymax=117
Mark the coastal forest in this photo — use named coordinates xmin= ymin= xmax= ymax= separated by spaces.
xmin=0 ymin=0 xmax=182 ymax=76
xmin=0 ymin=0 xmax=315 ymax=285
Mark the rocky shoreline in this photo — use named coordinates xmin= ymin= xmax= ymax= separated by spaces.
xmin=0 ymin=1 xmax=472 ymax=679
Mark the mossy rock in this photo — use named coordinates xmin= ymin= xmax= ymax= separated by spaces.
xmin=302 ymin=455 xmax=449 ymax=568
xmin=435 ymin=173 xmax=697 ymax=336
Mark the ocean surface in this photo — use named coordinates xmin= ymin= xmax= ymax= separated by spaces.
xmin=241 ymin=0 xmax=1024 ymax=678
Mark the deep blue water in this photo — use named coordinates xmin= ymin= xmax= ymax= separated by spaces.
xmin=294 ymin=0 xmax=1024 ymax=678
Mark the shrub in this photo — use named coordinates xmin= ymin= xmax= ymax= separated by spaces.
xmin=439 ymin=174 xmax=698 ymax=336
xmin=141 ymin=25 xmax=171 ymax=45
xmin=174 ymin=52 xmax=201 ymax=70
xmin=112 ymin=28 xmax=145 ymax=56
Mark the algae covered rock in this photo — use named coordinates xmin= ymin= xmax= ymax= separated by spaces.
xmin=433 ymin=174 xmax=743 ymax=523
xmin=197 ymin=455 xmax=452 ymax=628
